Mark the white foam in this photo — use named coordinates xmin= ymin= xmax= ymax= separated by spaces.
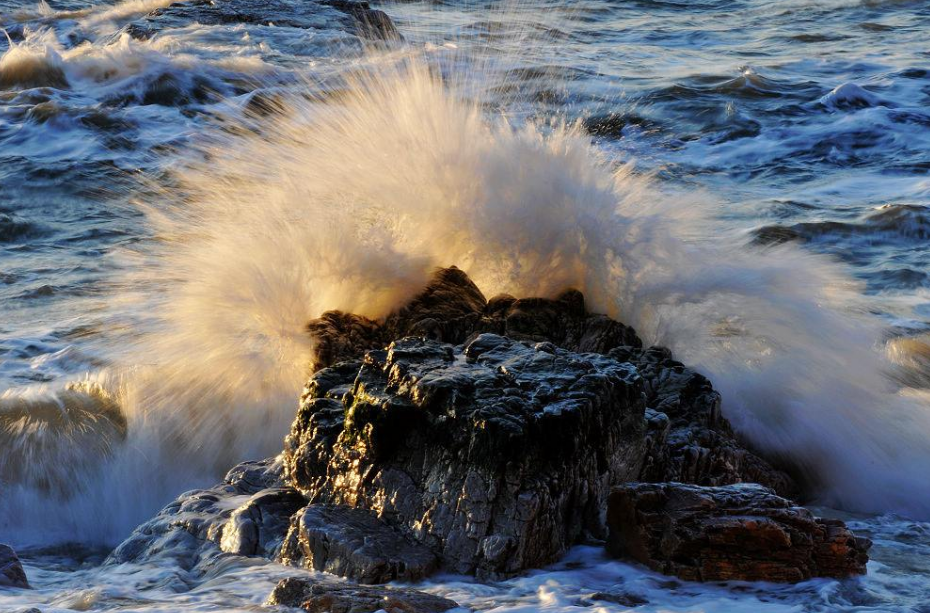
xmin=125 ymin=54 xmax=930 ymax=520
xmin=3 ymin=514 xmax=930 ymax=613
xmin=79 ymin=0 xmax=184 ymax=36
xmin=819 ymin=82 xmax=883 ymax=109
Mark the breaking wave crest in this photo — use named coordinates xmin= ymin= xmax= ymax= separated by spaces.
xmin=4 ymin=51 xmax=930 ymax=546
xmin=137 ymin=56 xmax=930 ymax=517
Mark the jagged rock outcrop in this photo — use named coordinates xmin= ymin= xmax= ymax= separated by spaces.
xmin=306 ymin=268 xmax=792 ymax=500
xmin=288 ymin=267 xmax=796 ymax=579
xmin=285 ymin=333 xmax=646 ymax=578
xmin=302 ymin=266 xmax=797 ymax=497
xmin=111 ymin=267 xmax=819 ymax=587
xmin=280 ymin=504 xmax=439 ymax=583
xmin=307 ymin=266 xmax=641 ymax=371
xmin=614 ymin=346 xmax=796 ymax=498
xmin=0 ymin=544 xmax=29 ymax=589
xmin=606 ymin=482 xmax=870 ymax=582
xmin=108 ymin=459 xmax=305 ymax=567
xmin=267 ymin=577 xmax=458 ymax=613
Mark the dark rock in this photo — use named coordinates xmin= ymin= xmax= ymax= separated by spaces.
xmin=244 ymin=90 xmax=288 ymax=118
xmin=124 ymin=23 xmax=155 ymax=40
xmin=140 ymin=73 xmax=215 ymax=107
xmin=226 ymin=458 xmax=287 ymax=493
xmin=284 ymin=333 xmax=647 ymax=578
xmin=307 ymin=266 xmax=641 ymax=370
xmin=302 ymin=267 xmax=794 ymax=515
xmin=280 ymin=504 xmax=439 ymax=583
xmin=324 ymin=0 xmax=403 ymax=41
xmin=141 ymin=73 xmax=187 ymax=106
xmin=384 ymin=266 xmax=488 ymax=341
xmin=606 ymin=482 xmax=871 ymax=583
xmin=585 ymin=590 xmax=648 ymax=607
xmin=267 ymin=576 xmax=458 ymax=613
xmin=0 ymin=544 xmax=29 ymax=589
xmin=108 ymin=459 xmax=305 ymax=567
xmin=353 ymin=8 xmax=402 ymax=41
xmin=751 ymin=224 xmax=805 ymax=246
xmin=616 ymin=346 xmax=796 ymax=498
xmin=307 ymin=312 xmax=385 ymax=372
xmin=79 ymin=110 xmax=135 ymax=132
xmin=583 ymin=113 xmax=656 ymax=138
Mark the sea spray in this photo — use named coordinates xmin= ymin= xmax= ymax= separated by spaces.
xmin=2 ymin=31 xmax=930 ymax=549
xmin=137 ymin=54 xmax=930 ymax=517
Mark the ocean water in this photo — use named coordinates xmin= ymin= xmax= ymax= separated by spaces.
xmin=1 ymin=0 xmax=930 ymax=611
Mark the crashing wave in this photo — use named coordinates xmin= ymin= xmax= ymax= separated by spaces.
xmin=819 ymin=82 xmax=884 ymax=110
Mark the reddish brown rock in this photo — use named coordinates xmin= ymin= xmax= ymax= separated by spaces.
xmin=607 ymin=482 xmax=870 ymax=583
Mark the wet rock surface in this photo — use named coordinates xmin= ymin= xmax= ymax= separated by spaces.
xmin=280 ymin=504 xmax=439 ymax=583
xmin=618 ymin=346 xmax=797 ymax=498
xmin=307 ymin=267 xmax=641 ymax=371
xmin=285 ymin=332 xmax=647 ymax=578
xmin=606 ymin=482 xmax=870 ymax=582
xmin=108 ymin=459 xmax=305 ymax=568
xmin=582 ymin=590 xmax=648 ymax=607
xmin=306 ymin=267 xmax=791 ymax=501
xmin=111 ymin=267 xmax=855 ymax=588
xmin=0 ymin=544 xmax=29 ymax=589
xmin=289 ymin=267 xmax=796 ymax=578
xmin=325 ymin=0 xmax=403 ymax=41
xmin=267 ymin=576 xmax=458 ymax=613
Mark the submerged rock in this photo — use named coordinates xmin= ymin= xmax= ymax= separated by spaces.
xmin=606 ymin=482 xmax=870 ymax=582
xmin=583 ymin=590 xmax=648 ymax=607
xmin=285 ymin=333 xmax=646 ymax=578
xmin=267 ymin=576 xmax=458 ymax=613
xmin=0 ymin=544 xmax=29 ymax=589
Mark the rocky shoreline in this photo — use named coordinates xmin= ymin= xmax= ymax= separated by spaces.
xmin=3 ymin=268 xmax=870 ymax=611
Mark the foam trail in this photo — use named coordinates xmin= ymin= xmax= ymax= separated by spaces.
xmin=137 ymin=54 xmax=930 ymax=517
